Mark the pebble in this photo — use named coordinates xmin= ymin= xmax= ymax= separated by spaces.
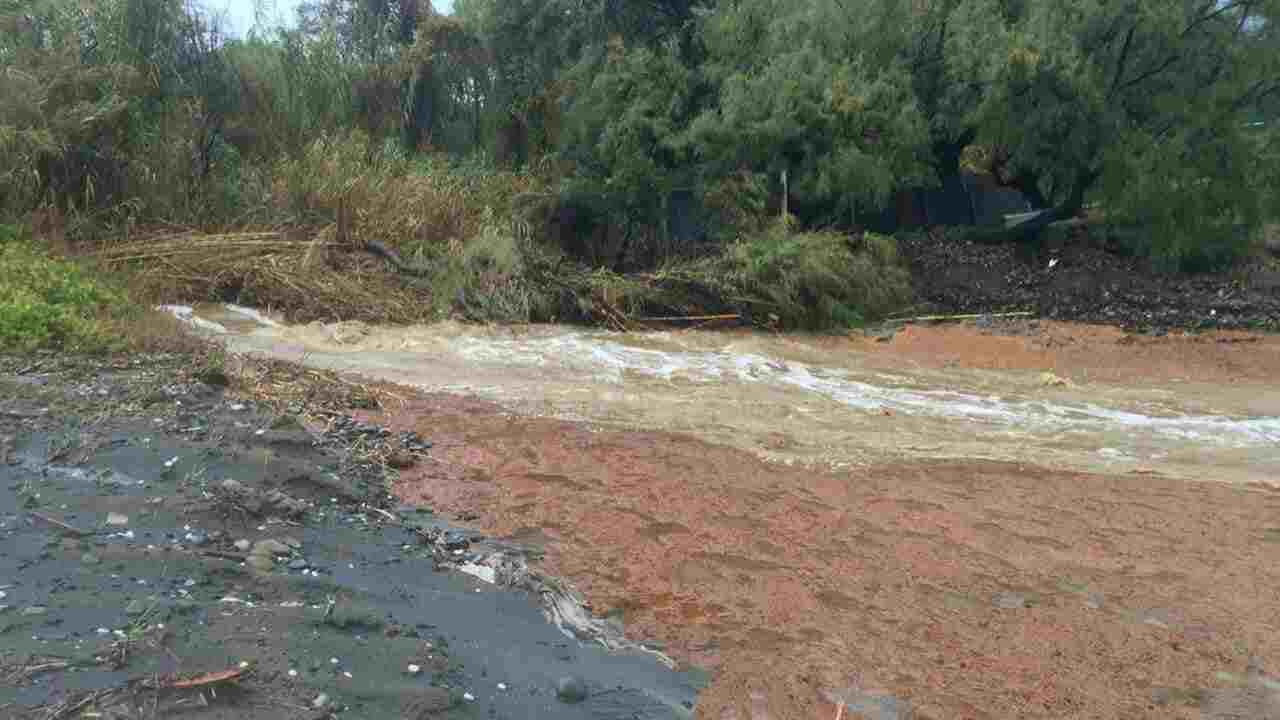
xmin=993 ymin=591 xmax=1032 ymax=610
xmin=233 ymin=539 xmax=252 ymax=552
xmin=252 ymin=539 xmax=291 ymax=556
xmin=407 ymin=664 xmax=422 ymax=675
xmin=106 ymin=512 xmax=129 ymax=526
xmin=288 ymin=558 xmax=309 ymax=570
xmin=312 ymin=693 xmax=329 ymax=708
xmin=556 ymin=675 xmax=589 ymax=704
xmin=21 ymin=606 xmax=49 ymax=617
xmin=463 ymin=692 xmax=475 ymax=701
xmin=247 ymin=555 xmax=274 ymax=572
xmin=288 ymin=669 xmax=298 ymax=677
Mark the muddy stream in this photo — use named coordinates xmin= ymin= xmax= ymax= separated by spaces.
xmin=170 ymin=304 xmax=1279 ymax=486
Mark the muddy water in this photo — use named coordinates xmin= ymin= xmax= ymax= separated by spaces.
xmin=169 ymin=305 xmax=1280 ymax=485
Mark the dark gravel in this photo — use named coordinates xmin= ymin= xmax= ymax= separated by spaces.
xmin=899 ymin=231 xmax=1280 ymax=331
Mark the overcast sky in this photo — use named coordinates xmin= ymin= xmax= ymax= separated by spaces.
xmin=207 ymin=0 xmax=455 ymax=37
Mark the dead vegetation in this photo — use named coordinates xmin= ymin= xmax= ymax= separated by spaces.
xmin=95 ymin=228 xmax=433 ymax=325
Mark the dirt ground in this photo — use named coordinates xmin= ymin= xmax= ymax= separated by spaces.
xmin=848 ymin=319 xmax=1280 ymax=386
xmin=370 ymin=323 xmax=1280 ymax=720
xmin=0 ymin=354 xmax=697 ymax=720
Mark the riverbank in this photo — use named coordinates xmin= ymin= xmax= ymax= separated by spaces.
xmin=0 ymin=352 xmax=700 ymax=719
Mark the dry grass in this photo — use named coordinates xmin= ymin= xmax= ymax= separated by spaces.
xmin=95 ymin=228 xmax=433 ymax=324
xmin=273 ymin=133 xmax=546 ymax=255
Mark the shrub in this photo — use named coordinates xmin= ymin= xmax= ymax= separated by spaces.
xmin=710 ymin=222 xmax=913 ymax=329
xmin=0 ymin=225 xmax=127 ymax=351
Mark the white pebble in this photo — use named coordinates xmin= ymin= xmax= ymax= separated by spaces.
xmin=288 ymin=669 xmax=298 ymax=677
xmin=239 ymin=661 xmax=250 ymax=668
xmin=343 ymin=671 xmax=353 ymax=678
xmin=463 ymin=692 xmax=475 ymax=701
xmin=407 ymin=664 xmax=422 ymax=675
xmin=497 ymin=683 xmax=507 ymax=690
xmin=330 ymin=657 xmax=340 ymax=665
xmin=163 ymin=457 xmax=180 ymax=468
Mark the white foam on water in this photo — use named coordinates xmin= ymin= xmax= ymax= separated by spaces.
xmin=441 ymin=332 xmax=1280 ymax=450
xmin=222 ymin=304 xmax=281 ymax=327
xmin=157 ymin=305 xmax=227 ymax=334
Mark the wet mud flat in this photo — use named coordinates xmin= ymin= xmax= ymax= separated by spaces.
xmin=373 ymin=392 xmax=1280 ymax=720
xmin=0 ymin=354 xmax=701 ymax=720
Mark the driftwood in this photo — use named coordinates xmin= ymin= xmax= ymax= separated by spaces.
xmin=361 ymin=240 xmax=431 ymax=277
xmin=885 ymin=311 xmax=1034 ymax=325
xmin=634 ymin=314 xmax=741 ymax=323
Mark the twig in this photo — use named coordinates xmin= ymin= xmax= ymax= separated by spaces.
xmin=634 ymin=314 xmax=741 ymax=323
xmin=27 ymin=512 xmax=91 ymax=537
xmin=884 ymin=311 xmax=1034 ymax=325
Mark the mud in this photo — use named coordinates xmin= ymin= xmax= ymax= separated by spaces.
xmin=371 ymin=396 xmax=1280 ymax=720
xmin=148 ymin=306 xmax=1280 ymax=719
xmin=0 ymin=356 xmax=700 ymax=719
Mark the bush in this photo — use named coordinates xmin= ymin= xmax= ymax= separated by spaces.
xmin=710 ymin=222 xmax=913 ymax=329
xmin=0 ymin=225 xmax=128 ymax=351
xmin=426 ymin=209 xmax=561 ymax=323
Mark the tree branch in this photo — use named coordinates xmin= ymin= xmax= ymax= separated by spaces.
xmin=1117 ymin=53 xmax=1180 ymax=93
xmin=1108 ymin=25 xmax=1136 ymax=99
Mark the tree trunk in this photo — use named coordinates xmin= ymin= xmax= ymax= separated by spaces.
xmin=402 ymin=63 xmax=434 ymax=152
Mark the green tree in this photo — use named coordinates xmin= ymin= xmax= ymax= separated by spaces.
xmin=971 ymin=0 xmax=1280 ymax=265
xmin=689 ymin=0 xmax=933 ymax=226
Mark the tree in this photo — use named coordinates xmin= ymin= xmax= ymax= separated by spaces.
xmin=970 ymin=0 xmax=1280 ymax=264
xmin=688 ymin=0 xmax=933 ymax=226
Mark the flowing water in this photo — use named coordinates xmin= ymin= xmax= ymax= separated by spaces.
xmin=167 ymin=304 xmax=1280 ymax=485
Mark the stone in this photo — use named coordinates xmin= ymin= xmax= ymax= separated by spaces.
xmin=233 ymin=539 xmax=252 ymax=552
xmin=403 ymin=688 xmax=453 ymax=718
xmin=993 ymin=591 xmax=1032 ymax=610
xmin=556 ymin=676 xmax=589 ymax=704
xmin=247 ymin=555 xmax=275 ymax=572
xmin=106 ymin=512 xmax=129 ymax=526
xmin=288 ymin=559 xmax=309 ymax=570
xmin=312 ymin=693 xmax=329 ymax=709
xmin=252 ymin=539 xmax=292 ymax=556
xmin=21 ymin=606 xmax=49 ymax=617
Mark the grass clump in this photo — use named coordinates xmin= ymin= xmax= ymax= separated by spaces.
xmin=0 ymin=225 xmax=128 ymax=352
xmin=648 ymin=222 xmax=913 ymax=330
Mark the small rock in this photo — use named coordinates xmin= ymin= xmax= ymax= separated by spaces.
xmin=556 ymin=676 xmax=589 ymax=704
xmin=406 ymin=664 xmax=422 ymax=675
xmin=312 ymin=693 xmax=329 ymax=709
xmin=221 ymin=479 xmax=247 ymax=494
xmin=993 ymin=591 xmax=1032 ymax=610
xmin=252 ymin=539 xmax=292 ymax=556
xmin=21 ymin=606 xmax=49 ymax=617
xmin=106 ymin=512 xmax=129 ymax=526
xmin=288 ymin=559 xmax=309 ymax=570
xmin=233 ymin=539 xmax=252 ymax=552
xmin=186 ymin=533 xmax=209 ymax=546
xmin=247 ymin=555 xmax=275 ymax=572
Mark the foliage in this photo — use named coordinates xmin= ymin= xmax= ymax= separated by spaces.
xmin=705 ymin=222 xmax=912 ymax=329
xmin=0 ymin=225 xmax=127 ymax=351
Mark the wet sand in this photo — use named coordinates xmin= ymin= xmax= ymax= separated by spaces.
xmin=375 ymin=393 xmax=1280 ymax=720
xmin=165 ymin=306 xmax=1280 ymax=718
